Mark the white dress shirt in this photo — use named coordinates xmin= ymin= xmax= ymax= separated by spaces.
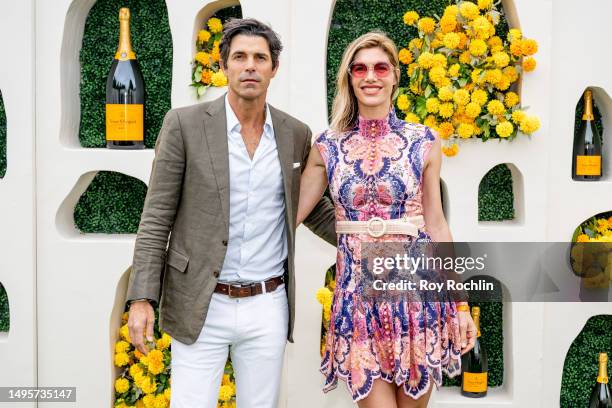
xmin=219 ymin=95 xmax=288 ymax=283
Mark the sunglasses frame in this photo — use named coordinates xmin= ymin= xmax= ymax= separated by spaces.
xmin=348 ymin=62 xmax=394 ymax=79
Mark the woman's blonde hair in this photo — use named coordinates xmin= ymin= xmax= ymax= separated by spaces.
xmin=330 ymin=31 xmax=401 ymax=132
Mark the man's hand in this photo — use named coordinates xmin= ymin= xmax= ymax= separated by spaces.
xmin=128 ymin=300 xmax=155 ymax=355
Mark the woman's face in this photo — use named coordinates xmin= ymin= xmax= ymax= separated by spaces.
xmin=349 ymin=47 xmax=397 ymax=112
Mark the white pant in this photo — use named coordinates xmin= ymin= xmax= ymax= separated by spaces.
xmin=170 ymin=284 xmax=289 ymax=408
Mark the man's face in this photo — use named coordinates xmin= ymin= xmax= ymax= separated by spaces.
xmin=220 ymin=34 xmax=278 ymax=100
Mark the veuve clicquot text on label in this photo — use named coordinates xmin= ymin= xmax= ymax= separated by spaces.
xmin=572 ymin=89 xmax=602 ymax=180
xmin=590 ymin=352 xmax=612 ymax=408
xmin=105 ymin=7 xmax=145 ymax=149
xmin=461 ymin=306 xmax=488 ymax=398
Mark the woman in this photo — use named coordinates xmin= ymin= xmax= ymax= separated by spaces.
xmin=297 ymin=32 xmax=477 ymax=407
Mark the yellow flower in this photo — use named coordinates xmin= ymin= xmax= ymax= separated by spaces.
xmin=448 ymin=63 xmax=460 ymax=78
xmin=407 ymin=63 xmax=418 ymax=77
xmin=139 ymin=376 xmax=157 ymax=394
xmin=470 ymin=68 xmax=484 ymax=85
xmin=409 ymin=38 xmax=423 ymax=51
xmin=440 ymin=15 xmax=457 ymax=33
xmin=119 ymin=324 xmax=131 ymax=343
xmin=404 ymin=112 xmax=421 ymax=124
xmin=154 ymin=393 xmax=168 ymax=408
xmin=207 ymin=18 xmax=223 ymax=34
xmin=195 ymin=51 xmax=211 ymax=67
xmin=122 ymin=312 xmax=129 ymax=323
xmin=442 ymin=143 xmax=459 ymax=157
xmin=164 ymin=387 xmax=171 ymax=400
xmin=508 ymin=28 xmax=522 ymax=42
xmin=417 ymin=52 xmax=435 ymax=69
xmin=410 ymin=81 xmax=422 ymax=95
xmin=426 ymin=97 xmax=440 ymax=114
xmin=115 ymin=340 xmax=130 ymax=354
xmin=510 ymin=41 xmax=523 ymax=57
xmin=403 ymin=11 xmax=420 ymax=25
xmin=439 ymin=103 xmax=454 ymax=118
xmin=198 ymin=30 xmax=211 ymax=44
xmin=114 ymin=352 xmax=130 ymax=367
xmin=597 ymin=219 xmax=610 ymax=233
xmin=504 ymin=92 xmax=519 ymax=108
xmin=457 ymin=32 xmax=469 ymax=49
xmin=148 ymin=349 xmax=164 ymax=364
xmin=396 ymin=94 xmax=410 ymax=111
xmin=424 ymin=115 xmax=438 ymax=128
xmin=493 ymin=52 xmax=510 ymax=68
xmin=471 ymin=89 xmax=488 ymax=106
xmin=484 ymin=69 xmax=502 ymax=84
xmin=418 ymin=17 xmax=436 ymax=34
xmin=130 ymin=363 xmax=143 ymax=378
xmin=459 ymin=1 xmax=480 ymax=20
xmin=438 ymin=86 xmax=454 ymax=101
xmin=429 ymin=66 xmax=447 ymax=84
xmin=453 ymin=89 xmax=470 ymax=106
xmin=219 ymin=385 xmax=234 ymax=401
xmin=521 ymin=39 xmax=538 ymax=56
xmin=459 ymin=50 xmax=471 ymax=64
xmin=465 ymin=102 xmax=481 ymax=118
xmin=398 ymin=48 xmax=413 ymax=65
xmin=222 ymin=374 xmax=232 ymax=385
xmin=576 ymin=234 xmax=590 ymax=243
xmin=148 ymin=360 xmax=165 ymax=376
xmin=478 ymin=0 xmax=492 ymax=9
xmin=457 ymin=123 xmax=474 ymax=138
xmin=156 ymin=333 xmax=171 ymax=350
xmin=115 ymin=377 xmax=130 ymax=394
xmin=438 ymin=122 xmax=454 ymax=139
xmin=201 ymin=69 xmax=213 ymax=85
xmin=511 ymin=110 xmax=526 ymax=124
xmin=211 ymin=41 xmax=220 ymax=63
xmin=519 ymin=116 xmax=540 ymax=134
xmin=522 ymin=57 xmax=536 ymax=72
xmin=487 ymin=100 xmax=505 ymax=115
xmin=444 ymin=5 xmax=459 ymax=17
xmin=496 ymin=121 xmax=514 ymax=138
xmin=432 ymin=53 xmax=448 ymax=68
xmin=315 ymin=287 xmax=332 ymax=305
xmin=142 ymin=394 xmax=155 ymax=408
xmin=469 ymin=39 xmax=487 ymax=56
xmin=487 ymin=36 xmax=502 ymax=49
xmin=135 ymin=400 xmax=146 ymax=408
xmin=503 ymin=66 xmax=519 ymax=82
xmin=211 ymin=71 xmax=228 ymax=87
xmin=443 ymin=33 xmax=460 ymax=50
xmin=495 ymin=77 xmax=511 ymax=91
xmin=471 ymin=16 xmax=491 ymax=38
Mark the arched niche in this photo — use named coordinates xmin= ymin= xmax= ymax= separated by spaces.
xmin=60 ymin=0 xmax=173 ymax=148
xmin=478 ymin=163 xmax=525 ymax=225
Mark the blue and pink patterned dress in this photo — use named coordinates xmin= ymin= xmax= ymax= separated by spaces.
xmin=315 ymin=110 xmax=462 ymax=402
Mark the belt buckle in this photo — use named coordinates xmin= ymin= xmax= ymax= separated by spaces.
xmin=227 ymin=284 xmax=243 ymax=298
xmin=367 ymin=217 xmax=386 ymax=238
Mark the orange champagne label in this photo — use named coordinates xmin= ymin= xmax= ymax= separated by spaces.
xmin=576 ymin=155 xmax=601 ymax=176
xmin=463 ymin=372 xmax=487 ymax=393
xmin=106 ymin=104 xmax=143 ymax=141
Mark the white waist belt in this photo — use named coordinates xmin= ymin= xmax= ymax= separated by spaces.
xmin=336 ymin=215 xmax=425 ymax=238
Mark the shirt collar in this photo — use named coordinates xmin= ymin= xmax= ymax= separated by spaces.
xmin=225 ymin=94 xmax=273 ymax=138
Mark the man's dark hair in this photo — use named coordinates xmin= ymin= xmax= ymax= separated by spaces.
xmin=219 ymin=18 xmax=283 ymax=69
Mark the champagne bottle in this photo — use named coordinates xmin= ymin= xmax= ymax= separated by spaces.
xmin=105 ymin=8 xmax=145 ymax=149
xmin=461 ymin=306 xmax=488 ymax=398
xmin=590 ymin=353 xmax=612 ymax=408
xmin=572 ymin=89 xmax=602 ymax=180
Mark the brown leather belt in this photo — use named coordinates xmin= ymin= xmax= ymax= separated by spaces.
xmin=214 ymin=276 xmax=284 ymax=298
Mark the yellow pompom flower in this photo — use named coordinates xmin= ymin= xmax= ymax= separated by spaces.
xmin=478 ymin=0 xmax=492 ymax=9
xmin=457 ymin=32 xmax=468 ymax=49
xmin=487 ymin=36 xmax=502 ymax=49
xmin=442 ymin=143 xmax=459 ymax=157
xmin=424 ymin=115 xmax=438 ymax=128
xmin=470 ymin=68 xmax=484 ymax=85
xmin=520 ymin=39 xmax=538 ymax=56
xmin=509 ymin=41 xmax=522 ymax=57
xmin=471 ymin=16 xmax=491 ymax=37
xmin=448 ymin=64 xmax=460 ymax=78
xmin=438 ymin=122 xmax=454 ymax=139
xmin=471 ymin=89 xmax=488 ymax=106
xmin=493 ymin=52 xmax=510 ymax=68
xmin=469 ymin=39 xmax=487 ymax=56
xmin=576 ymin=234 xmax=590 ymax=243
xmin=440 ymin=15 xmax=457 ymax=33
xmin=154 ymin=394 xmax=168 ymax=408
xmin=438 ymin=86 xmax=454 ymax=101
xmin=519 ymin=116 xmax=540 ymax=134
xmin=453 ymin=89 xmax=470 ymax=106
xmin=211 ymin=71 xmax=228 ymax=87
xmin=405 ymin=112 xmax=421 ymax=124
xmin=114 ymin=352 xmax=130 ymax=367
xmin=164 ymin=387 xmax=171 ymax=400
xmin=503 ymin=66 xmax=518 ymax=82
xmin=398 ymin=48 xmax=413 ymax=65
xmin=432 ymin=54 xmax=448 ymax=68
xmin=444 ymin=5 xmax=459 ymax=16
xmin=504 ymin=92 xmax=519 ymax=108
xmin=459 ymin=50 xmax=471 ymax=64
xmin=198 ymin=30 xmax=211 ymax=44
xmin=459 ymin=1 xmax=479 ymax=20
xmin=508 ymin=28 xmax=522 ymax=42
xmin=522 ymin=57 xmax=536 ymax=72
xmin=200 ymin=69 xmax=213 ymax=84
xmin=195 ymin=51 xmax=211 ymax=67
xmin=219 ymin=385 xmax=234 ymax=401
xmin=431 ymin=39 xmax=443 ymax=50
xmin=148 ymin=360 xmax=165 ymax=376
xmin=424 ymin=97 xmax=439 ymax=114
xmin=115 ymin=340 xmax=130 ymax=354
xmin=315 ymin=287 xmax=332 ymax=305
xmin=417 ymin=52 xmax=435 ymax=69
xmin=443 ymin=33 xmax=461 ymax=50
xmin=403 ymin=11 xmax=420 ymax=26
xmin=130 ymin=363 xmax=143 ymax=378
xmin=418 ymin=17 xmax=436 ymax=34
xmin=139 ymin=376 xmax=157 ymax=394
xmin=485 ymin=69 xmax=502 ymax=84
xmin=211 ymin=41 xmax=220 ymax=63
xmin=156 ymin=333 xmax=171 ymax=350
xmin=407 ymin=63 xmax=418 ymax=77
xmin=207 ymin=18 xmax=223 ymax=34
xmin=135 ymin=400 xmax=145 ymax=408
xmin=457 ymin=123 xmax=474 ymax=138
xmin=396 ymin=94 xmax=410 ymax=111
xmin=409 ymin=38 xmax=423 ymax=51
xmin=496 ymin=121 xmax=514 ymax=138
xmin=465 ymin=102 xmax=482 ymax=118
xmin=142 ymin=394 xmax=155 ymax=408
xmin=495 ymin=77 xmax=511 ymax=91
xmin=119 ymin=324 xmax=131 ymax=343
xmin=487 ymin=100 xmax=505 ymax=115
xmin=439 ymin=103 xmax=455 ymax=118
xmin=115 ymin=377 xmax=130 ymax=394
xmin=511 ymin=110 xmax=526 ymax=124
xmin=429 ymin=66 xmax=447 ymax=84
xmin=222 ymin=374 xmax=232 ymax=385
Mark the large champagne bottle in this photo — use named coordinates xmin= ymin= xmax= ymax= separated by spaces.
xmin=590 ymin=353 xmax=612 ymax=408
xmin=572 ymin=89 xmax=602 ymax=180
xmin=105 ymin=8 xmax=145 ymax=149
xmin=461 ymin=306 xmax=488 ymax=398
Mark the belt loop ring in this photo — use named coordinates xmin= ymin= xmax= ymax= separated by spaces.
xmin=367 ymin=217 xmax=386 ymax=238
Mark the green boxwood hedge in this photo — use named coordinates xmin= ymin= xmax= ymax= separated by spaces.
xmin=0 ymin=89 xmax=6 ymax=178
xmin=478 ymin=164 xmax=514 ymax=221
xmin=560 ymin=315 xmax=612 ymax=407
xmin=0 ymin=283 xmax=8 ymax=332
xmin=79 ymin=0 xmax=172 ymax=148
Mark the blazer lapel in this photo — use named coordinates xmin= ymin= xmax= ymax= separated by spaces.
xmin=202 ymin=95 xmax=230 ymax=229
xmin=270 ymin=106 xmax=294 ymax=228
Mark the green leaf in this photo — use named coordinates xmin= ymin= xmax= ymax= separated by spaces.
xmin=415 ymin=96 xmax=428 ymax=118
xmin=197 ymin=85 xmax=207 ymax=96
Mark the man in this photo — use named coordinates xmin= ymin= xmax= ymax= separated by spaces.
xmin=126 ymin=18 xmax=336 ymax=408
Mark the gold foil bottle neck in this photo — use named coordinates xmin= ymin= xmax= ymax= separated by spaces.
xmin=598 ymin=353 xmax=609 ymax=384
xmin=115 ymin=8 xmax=136 ymax=61
xmin=119 ymin=8 xmax=130 ymax=20
xmin=583 ymin=89 xmax=595 ymax=121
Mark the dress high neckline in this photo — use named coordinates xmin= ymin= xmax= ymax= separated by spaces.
xmin=356 ymin=109 xmax=399 ymax=138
